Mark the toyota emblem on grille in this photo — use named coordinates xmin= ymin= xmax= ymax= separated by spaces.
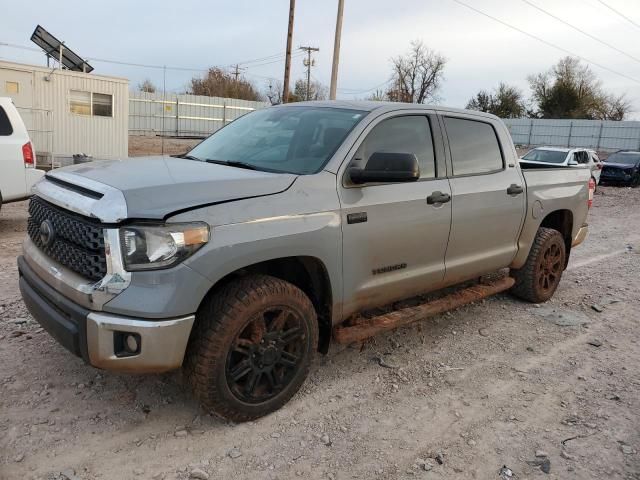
xmin=39 ymin=219 xmax=55 ymax=247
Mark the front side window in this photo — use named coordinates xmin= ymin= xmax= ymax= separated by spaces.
xmin=444 ymin=117 xmax=503 ymax=175
xmin=353 ymin=115 xmax=435 ymax=179
xmin=0 ymin=106 xmax=13 ymax=136
xmin=188 ymin=106 xmax=366 ymax=174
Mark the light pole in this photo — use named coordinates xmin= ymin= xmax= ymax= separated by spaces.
xmin=329 ymin=0 xmax=344 ymax=100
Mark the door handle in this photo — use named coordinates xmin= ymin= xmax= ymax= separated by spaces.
xmin=427 ymin=191 xmax=451 ymax=205
xmin=507 ymin=184 xmax=524 ymax=195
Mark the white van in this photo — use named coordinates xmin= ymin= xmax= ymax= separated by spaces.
xmin=0 ymin=97 xmax=44 ymax=209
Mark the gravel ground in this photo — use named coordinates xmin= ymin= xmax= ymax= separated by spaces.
xmin=128 ymin=137 xmax=202 ymax=157
xmin=1 ymin=186 xmax=639 ymax=480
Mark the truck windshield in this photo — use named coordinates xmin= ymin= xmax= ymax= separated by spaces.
xmin=187 ymin=106 xmax=367 ymax=174
xmin=521 ymin=149 xmax=568 ymax=164
xmin=605 ymin=152 xmax=640 ymax=165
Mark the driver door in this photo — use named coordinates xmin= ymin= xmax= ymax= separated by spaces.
xmin=338 ymin=113 xmax=452 ymax=318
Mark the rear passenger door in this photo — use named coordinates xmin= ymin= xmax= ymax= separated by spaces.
xmin=440 ymin=114 xmax=526 ymax=283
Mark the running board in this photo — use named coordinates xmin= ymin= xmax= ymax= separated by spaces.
xmin=333 ymin=276 xmax=516 ymax=344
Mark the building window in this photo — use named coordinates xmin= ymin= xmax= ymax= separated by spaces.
xmin=92 ymin=93 xmax=113 ymax=117
xmin=70 ymin=90 xmax=91 ymax=115
xmin=5 ymin=81 xmax=19 ymax=94
xmin=69 ymin=90 xmax=113 ymax=117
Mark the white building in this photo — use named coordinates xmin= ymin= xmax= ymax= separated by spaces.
xmin=0 ymin=60 xmax=128 ymax=165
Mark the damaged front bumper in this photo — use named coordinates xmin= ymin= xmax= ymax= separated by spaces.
xmin=18 ymin=255 xmax=194 ymax=373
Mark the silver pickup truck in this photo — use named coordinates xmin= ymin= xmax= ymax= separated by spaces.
xmin=18 ymin=101 xmax=593 ymax=421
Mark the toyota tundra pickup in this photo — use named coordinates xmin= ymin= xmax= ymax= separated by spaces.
xmin=18 ymin=101 xmax=593 ymax=421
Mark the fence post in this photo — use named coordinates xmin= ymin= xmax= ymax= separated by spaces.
xmin=567 ymin=121 xmax=573 ymax=147
xmin=596 ymin=122 xmax=603 ymax=150
xmin=175 ymin=98 xmax=179 ymax=137
xmin=528 ymin=118 xmax=534 ymax=146
xmin=222 ymin=103 xmax=227 ymax=127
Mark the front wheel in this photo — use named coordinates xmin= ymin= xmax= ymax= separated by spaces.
xmin=510 ymin=227 xmax=566 ymax=303
xmin=185 ymin=274 xmax=318 ymax=422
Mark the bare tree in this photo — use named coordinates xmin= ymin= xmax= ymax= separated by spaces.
xmin=386 ymin=40 xmax=446 ymax=103
xmin=293 ymin=79 xmax=328 ymax=101
xmin=138 ymin=79 xmax=156 ymax=93
xmin=190 ymin=68 xmax=261 ymax=101
xmin=366 ymin=89 xmax=387 ymax=102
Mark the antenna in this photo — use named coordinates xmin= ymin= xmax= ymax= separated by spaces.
xmin=30 ymin=25 xmax=93 ymax=73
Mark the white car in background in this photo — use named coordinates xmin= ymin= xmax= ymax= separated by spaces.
xmin=519 ymin=146 xmax=602 ymax=185
xmin=0 ymin=97 xmax=44 ymax=209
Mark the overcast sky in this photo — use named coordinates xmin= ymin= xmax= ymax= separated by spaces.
xmin=2 ymin=0 xmax=640 ymax=115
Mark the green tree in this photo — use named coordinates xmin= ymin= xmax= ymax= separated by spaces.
xmin=466 ymin=83 xmax=526 ymax=118
xmin=528 ymin=57 xmax=630 ymax=120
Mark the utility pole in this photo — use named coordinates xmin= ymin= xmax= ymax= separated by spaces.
xmin=299 ymin=46 xmax=319 ymax=101
xmin=329 ymin=0 xmax=344 ymax=100
xmin=231 ymin=64 xmax=245 ymax=81
xmin=283 ymin=0 xmax=296 ymax=103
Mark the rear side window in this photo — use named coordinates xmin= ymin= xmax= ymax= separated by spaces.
xmin=444 ymin=117 xmax=503 ymax=175
xmin=0 ymin=106 xmax=13 ymax=136
xmin=355 ymin=116 xmax=436 ymax=178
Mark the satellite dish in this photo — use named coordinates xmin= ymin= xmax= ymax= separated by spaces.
xmin=30 ymin=25 xmax=93 ymax=73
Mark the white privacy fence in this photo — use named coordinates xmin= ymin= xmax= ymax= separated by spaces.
xmin=129 ymin=91 xmax=268 ymax=137
xmin=503 ymin=118 xmax=640 ymax=151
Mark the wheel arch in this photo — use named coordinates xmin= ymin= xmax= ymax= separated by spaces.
xmin=197 ymin=256 xmax=333 ymax=354
xmin=539 ymin=209 xmax=573 ymax=268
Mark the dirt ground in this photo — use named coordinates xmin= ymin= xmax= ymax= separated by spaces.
xmin=128 ymin=136 xmax=202 ymax=157
xmin=1 ymin=185 xmax=639 ymax=480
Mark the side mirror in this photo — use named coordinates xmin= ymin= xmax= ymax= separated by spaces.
xmin=349 ymin=152 xmax=420 ymax=184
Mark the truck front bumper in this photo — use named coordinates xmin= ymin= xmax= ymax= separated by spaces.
xmin=18 ymin=255 xmax=194 ymax=373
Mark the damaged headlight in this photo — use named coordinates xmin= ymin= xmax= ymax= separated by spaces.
xmin=119 ymin=222 xmax=209 ymax=271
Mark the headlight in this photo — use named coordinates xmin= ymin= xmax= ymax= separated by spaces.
xmin=119 ymin=222 xmax=209 ymax=271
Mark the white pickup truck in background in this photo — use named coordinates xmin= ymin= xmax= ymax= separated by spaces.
xmin=0 ymin=97 xmax=44 ymax=209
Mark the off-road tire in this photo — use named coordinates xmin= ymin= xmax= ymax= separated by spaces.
xmin=184 ymin=274 xmax=318 ymax=422
xmin=510 ymin=227 xmax=566 ymax=303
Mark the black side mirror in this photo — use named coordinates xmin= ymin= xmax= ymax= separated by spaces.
xmin=349 ymin=152 xmax=420 ymax=184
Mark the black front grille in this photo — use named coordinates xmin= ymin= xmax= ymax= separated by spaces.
xmin=27 ymin=196 xmax=107 ymax=281
xmin=602 ymin=167 xmax=625 ymax=178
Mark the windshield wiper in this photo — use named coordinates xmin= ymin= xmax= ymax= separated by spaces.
xmin=205 ymin=159 xmax=258 ymax=170
xmin=172 ymin=153 xmax=201 ymax=161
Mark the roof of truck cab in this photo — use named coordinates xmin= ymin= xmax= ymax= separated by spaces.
xmin=279 ymin=100 xmax=501 ymax=120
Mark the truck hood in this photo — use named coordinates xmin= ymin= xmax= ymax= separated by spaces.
xmin=43 ymin=156 xmax=297 ymax=221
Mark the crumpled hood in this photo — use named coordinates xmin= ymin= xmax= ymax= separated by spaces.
xmin=46 ymin=156 xmax=297 ymax=220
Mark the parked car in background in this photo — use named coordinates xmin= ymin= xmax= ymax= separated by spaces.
xmin=601 ymin=151 xmax=640 ymax=187
xmin=519 ymin=146 xmax=602 ymax=185
xmin=0 ymin=97 xmax=44 ymax=209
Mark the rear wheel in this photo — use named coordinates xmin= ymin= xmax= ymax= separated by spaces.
xmin=185 ymin=274 xmax=318 ymax=422
xmin=510 ymin=227 xmax=566 ymax=303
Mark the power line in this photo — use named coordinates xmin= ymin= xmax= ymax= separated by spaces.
xmin=338 ymin=77 xmax=394 ymax=95
xmin=521 ymin=0 xmax=640 ymax=64
xmin=449 ymin=0 xmax=640 ymax=85
xmin=0 ymin=41 xmax=299 ymax=74
xmin=596 ymin=0 xmax=640 ymax=31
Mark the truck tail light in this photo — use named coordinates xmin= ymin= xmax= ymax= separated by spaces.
xmin=22 ymin=142 xmax=34 ymax=168
xmin=588 ymin=177 xmax=596 ymax=208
